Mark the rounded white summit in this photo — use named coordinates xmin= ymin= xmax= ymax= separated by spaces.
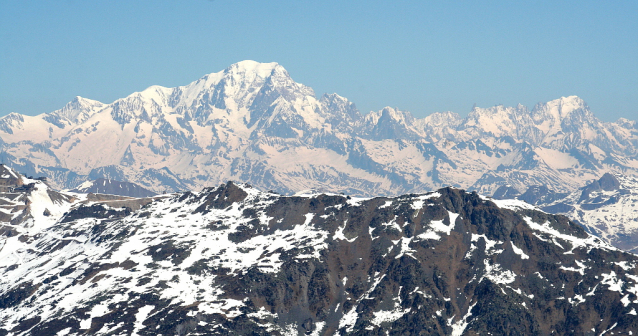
xmin=230 ymin=60 xmax=281 ymax=78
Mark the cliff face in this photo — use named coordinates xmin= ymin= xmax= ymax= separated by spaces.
xmin=1 ymin=182 xmax=637 ymax=335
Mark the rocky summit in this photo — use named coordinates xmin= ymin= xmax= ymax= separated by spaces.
xmin=1 ymin=168 xmax=638 ymax=335
xmin=0 ymin=61 xmax=636 ymax=197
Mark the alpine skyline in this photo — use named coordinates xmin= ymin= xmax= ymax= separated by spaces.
xmin=1 ymin=0 xmax=636 ymax=121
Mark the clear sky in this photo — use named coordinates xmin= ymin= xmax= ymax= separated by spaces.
xmin=1 ymin=0 xmax=636 ymax=121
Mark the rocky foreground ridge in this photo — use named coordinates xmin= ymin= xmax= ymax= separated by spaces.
xmin=0 ymin=61 xmax=637 ymax=197
xmin=1 ymin=166 xmax=637 ymax=335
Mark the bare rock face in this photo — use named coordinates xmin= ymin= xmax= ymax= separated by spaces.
xmin=1 ymin=182 xmax=637 ymax=335
xmin=580 ymin=172 xmax=621 ymax=201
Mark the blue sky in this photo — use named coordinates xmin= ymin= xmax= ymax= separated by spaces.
xmin=1 ymin=0 xmax=636 ymax=121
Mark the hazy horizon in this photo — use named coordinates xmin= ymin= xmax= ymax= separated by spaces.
xmin=1 ymin=1 xmax=636 ymax=122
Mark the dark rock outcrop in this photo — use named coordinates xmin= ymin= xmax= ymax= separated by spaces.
xmin=580 ymin=172 xmax=621 ymax=201
xmin=0 ymin=183 xmax=637 ymax=335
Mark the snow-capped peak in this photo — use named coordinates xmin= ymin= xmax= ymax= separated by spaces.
xmin=70 ymin=96 xmax=104 ymax=107
xmin=135 ymin=85 xmax=173 ymax=106
xmin=228 ymin=60 xmax=281 ymax=78
xmin=422 ymin=111 xmax=462 ymax=127
xmin=170 ymin=60 xmax=314 ymax=114
xmin=532 ymin=96 xmax=588 ymax=123
xmin=0 ymin=61 xmax=635 ymax=206
xmin=46 ymin=96 xmax=105 ymax=124
xmin=457 ymin=104 xmax=529 ymax=139
xmin=366 ymin=107 xmax=413 ymax=124
xmin=183 ymin=60 xmax=288 ymax=90
xmin=0 ymin=112 xmax=24 ymax=124
xmin=215 ymin=60 xmax=291 ymax=90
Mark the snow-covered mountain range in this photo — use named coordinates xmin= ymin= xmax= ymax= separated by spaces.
xmin=491 ymin=172 xmax=638 ymax=253
xmin=1 ymin=166 xmax=638 ymax=335
xmin=530 ymin=173 xmax=638 ymax=253
xmin=71 ymin=178 xmax=157 ymax=198
xmin=1 ymin=60 xmax=636 ymax=197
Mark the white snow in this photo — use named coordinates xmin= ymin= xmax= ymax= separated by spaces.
xmin=133 ymin=305 xmax=155 ymax=336
xmin=370 ymin=302 xmax=411 ymax=326
xmin=0 ymin=58 xmax=634 ymax=210
xmin=559 ymin=260 xmax=587 ymax=275
xmin=394 ymin=237 xmax=417 ymax=259
xmin=482 ymin=259 xmax=516 ymax=284
xmin=523 ymin=216 xmax=613 ymax=254
xmin=334 ymin=220 xmax=357 ymax=242
xmin=600 ymin=271 xmax=624 ymax=292
xmin=410 ymin=192 xmax=440 ymax=210
xmin=450 ymin=302 xmax=476 ymax=336
xmin=415 ymin=211 xmax=459 ymax=241
xmin=338 ymin=306 xmax=359 ymax=333
xmin=492 ymin=198 xmax=538 ymax=211
xmin=510 ymin=242 xmax=529 ymax=259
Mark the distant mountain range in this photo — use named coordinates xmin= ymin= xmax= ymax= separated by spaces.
xmin=0 ymin=60 xmax=636 ymax=198
xmin=2 ymin=61 xmax=638 ymax=334
xmin=1 ymin=166 xmax=637 ymax=335
xmin=494 ymin=173 xmax=638 ymax=253
xmin=70 ymin=178 xmax=157 ymax=198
